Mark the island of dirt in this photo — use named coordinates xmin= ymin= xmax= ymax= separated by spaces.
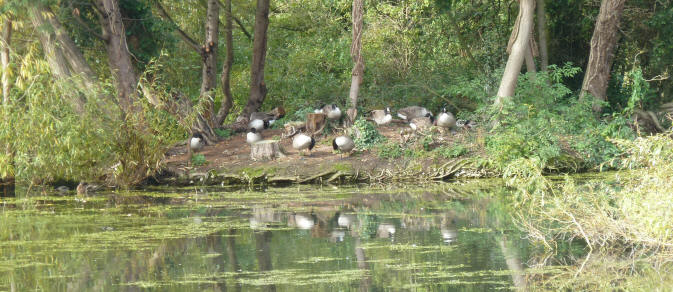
xmin=161 ymin=123 xmax=489 ymax=186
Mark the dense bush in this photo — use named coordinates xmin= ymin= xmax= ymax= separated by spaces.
xmin=0 ymin=54 xmax=180 ymax=186
xmin=484 ymin=65 xmax=634 ymax=172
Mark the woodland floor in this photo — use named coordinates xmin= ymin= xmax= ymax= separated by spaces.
xmin=163 ymin=123 xmax=479 ymax=181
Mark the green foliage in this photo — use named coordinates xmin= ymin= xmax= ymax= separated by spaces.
xmin=509 ymin=134 xmax=673 ymax=269
xmin=433 ymin=145 xmax=468 ymax=159
xmin=214 ymin=128 xmax=233 ymax=139
xmin=0 ymin=48 xmax=179 ymax=186
xmin=352 ymin=119 xmax=385 ymax=150
xmin=191 ymin=154 xmax=207 ymax=167
xmin=377 ymin=143 xmax=404 ymax=159
xmin=485 ymin=65 xmax=633 ymax=171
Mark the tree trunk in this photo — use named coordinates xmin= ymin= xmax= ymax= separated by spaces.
xmin=29 ymin=6 xmax=72 ymax=79
xmin=536 ymin=0 xmax=549 ymax=71
xmin=579 ymin=0 xmax=626 ymax=112
xmin=525 ymin=45 xmax=537 ymax=75
xmin=250 ymin=140 xmax=285 ymax=161
xmin=44 ymin=10 xmax=97 ymax=83
xmin=29 ymin=5 xmax=88 ymax=113
xmin=97 ymin=0 xmax=142 ymax=116
xmin=1 ymin=18 xmax=11 ymax=105
xmin=192 ymin=0 xmax=220 ymax=143
xmin=348 ymin=0 xmax=364 ymax=123
xmin=240 ymin=0 xmax=270 ymax=121
xmin=306 ymin=113 xmax=327 ymax=135
xmin=495 ymin=0 xmax=536 ymax=105
xmin=215 ymin=0 xmax=235 ymax=126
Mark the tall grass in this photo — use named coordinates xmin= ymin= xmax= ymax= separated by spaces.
xmin=507 ymin=133 xmax=673 ymax=289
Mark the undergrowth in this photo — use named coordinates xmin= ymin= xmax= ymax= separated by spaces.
xmin=506 ymin=133 xmax=673 ymax=290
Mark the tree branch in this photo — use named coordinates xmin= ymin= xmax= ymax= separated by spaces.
xmin=68 ymin=3 xmax=107 ymax=41
xmin=153 ymin=1 xmax=202 ymax=53
xmin=217 ymin=0 xmax=252 ymax=40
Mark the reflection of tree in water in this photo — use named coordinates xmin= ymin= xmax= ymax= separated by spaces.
xmin=254 ymin=230 xmax=276 ymax=292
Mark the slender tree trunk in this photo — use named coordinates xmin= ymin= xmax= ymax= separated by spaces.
xmin=525 ymin=46 xmax=536 ymax=73
xmin=29 ymin=6 xmax=72 ymax=79
xmin=1 ymin=18 xmax=13 ymax=182
xmin=216 ymin=0 xmax=235 ymax=126
xmin=1 ymin=18 xmax=11 ymax=104
xmin=536 ymin=0 xmax=549 ymax=71
xmin=44 ymin=10 xmax=97 ymax=82
xmin=29 ymin=5 xmax=89 ymax=113
xmin=241 ymin=0 xmax=270 ymax=121
xmin=579 ymin=0 xmax=626 ymax=112
xmin=495 ymin=0 xmax=536 ymax=105
xmin=97 ymin=0 xmax=142 ymax=115
xmin=192 ymin=0 xmax=220 ymax=143
xmin=525 ymin=44 xmax=536 ymax=81
xmin=348 ymin=0 xmax=364 ymax=123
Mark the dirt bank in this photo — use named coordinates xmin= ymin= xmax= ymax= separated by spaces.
xmin=161 ymin=124 xmax=489 ymax=186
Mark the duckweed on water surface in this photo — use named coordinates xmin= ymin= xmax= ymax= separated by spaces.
xmin=1 ymin=180 xmax=670 ymax=290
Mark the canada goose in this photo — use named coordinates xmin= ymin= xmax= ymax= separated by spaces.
xmin=332 ymin=136 xmax=355 ymax=158
xmin=409 ymin=113 xmax=434 ymax=131
xmin=397 ymin=106 xmax=432 ymax=121
xmin=456 ymin=119 xmax=477 ymax=130
xmin=372 ymin=107 xmax=393 ymax=125
xmin=250 ymin=111 xmax=280 ymax=123
xmin=190 ymin=133 xmax=205 ymax=152
xmin=317 ymin=104 xmax=342 ymax=120
xmin=292 ymin=133 xmax=315 ymax=155
xmin=250 ymin=110 xmax=283 ymax=127
xmin=436 ymin=107 xmax=456 ymax=129
xmin=248 ymin=118 xmax=270 ymax=131
xmin=246 ymin=128 xmax=262 ymax=144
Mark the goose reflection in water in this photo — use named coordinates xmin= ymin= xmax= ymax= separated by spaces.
xmin=249 ymin=207 xmax=282 ymax=229
xmin=289 ymin=213 xmax=316 ymax=230
xmin=331 ymin=230 xmax=346 ymax=242
xmin=377 ymin=223 xmax=396 ymax=241
xmin=441 ymin=227 xmax=458 ymax=244
xmin=440 ymin=216 xmax=458 ymax=244
xmin=337 ymin=213 xmax=357 ymax=229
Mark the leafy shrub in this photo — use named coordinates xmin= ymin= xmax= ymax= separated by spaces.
xmin=215 ymin=128 xmax=234 ymax=139
xmin=191 ymin=154 xmax=207 ymax=166
xmin=0 ymin=53 xmax=179 ymax=186
xmin=484 ymin=65 xmax=632 ymax=171
xmin=434 ymin=145 xmax=468 ymax=158
xmin=377 ymin=143 xmax=404 ymax=159
xmin=352 ymin=118 xmax=385 ymax=150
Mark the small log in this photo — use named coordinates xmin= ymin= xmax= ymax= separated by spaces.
xmin=306 ymin=113 xmax=327 ymax=135
xmin=283 ymin=121 xmax=306 ymax=138
xmin=250 ymin=140 xmax=286 ymax=161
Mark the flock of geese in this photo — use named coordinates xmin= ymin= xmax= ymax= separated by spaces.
xmin=191 ymin=104 xmax=472 ymax=158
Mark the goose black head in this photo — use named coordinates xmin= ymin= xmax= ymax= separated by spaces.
xmin=426 ymin=113 xmax=434 ymax=123
xmin=332 ymin=104 xmax=338 ymax=109
xmin=442 ymin=107 xmax=447 ymax=113
xmin=385 ymin=107 xmax=391 ymax=114
xmin=192 ymin=133 xmax=204 ymax=140
xmin=332 ymin=138 xmax=338 ymax=150
xmin=309 ymin=137 xmax=316 ymax=150
xmin=263 ymin=120 xmax=270 ymax=129
xmin=249 ymin=128 xmax=257 ymax=133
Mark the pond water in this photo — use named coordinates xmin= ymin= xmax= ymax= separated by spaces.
xmin=0 ymin=182 xmax=548 ymax=291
